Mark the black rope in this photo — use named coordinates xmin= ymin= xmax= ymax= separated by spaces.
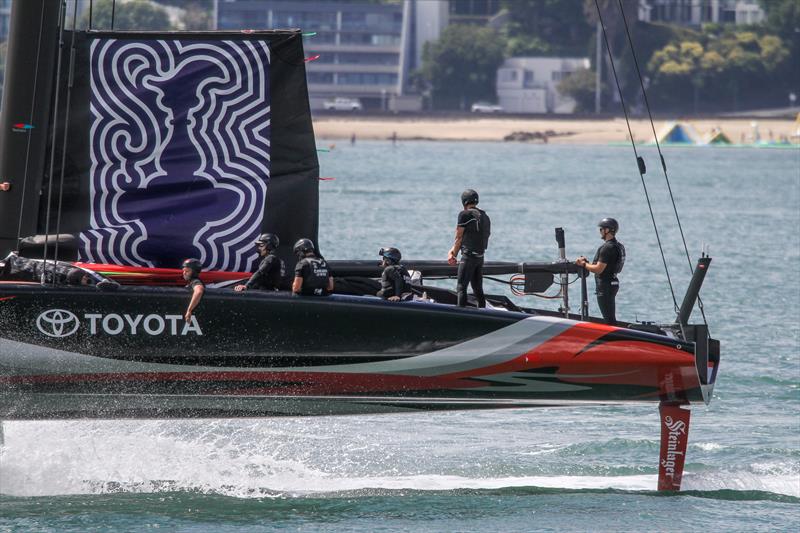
xmin=53 ymin=0 xmax=80 ymax=269
xmin=89 ymin=0 xmax=93 ymax=30
xmin=15 ymin=2 xmax=48 ymax=246
xmin=594 ymin=0 xmax=679 ymax=313
xmin=111 ymin=0 xmax=116 ymax=30
xmin=41 ymin=0 xmax=68 ymax=284
xmin=616 ymin=0 xmax=708 ymax=325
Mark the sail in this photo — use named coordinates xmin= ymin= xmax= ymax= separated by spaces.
xmin=14 ymin=26 xmax=318 ymax=270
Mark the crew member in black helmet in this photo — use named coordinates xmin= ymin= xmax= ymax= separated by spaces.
xmin=576 ymin=218 xmax=626 ymax=324
xmin=377 ymin=247 xmax=412 ymax=302
xmin=292 ymin=238 xmax=334 ymax=296
xmin=235 ymin=233 xmax=285 ymax=292
xmin=447 ymin=188 xmax=491 ymax=308
xmin=182 ymin=258 xmax=205 ymax=321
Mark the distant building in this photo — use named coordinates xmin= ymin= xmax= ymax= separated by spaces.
xmin=448 ymin=0 xmax=502 ymax=26
xmin=496 ymin=57 xmax=590 ymax=114
xmin=638 ymin=0 xmax=765 ymax=27
xmin=0 ymin=0 xmax=10 ymax=42
xmin=215 ymin=0 xmax=448 ymax=111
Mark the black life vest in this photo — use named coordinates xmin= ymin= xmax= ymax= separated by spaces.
xmin=613 ymin=240 xmax=626 ymax=274
xmin=471 ymin=208 xmax=491 ymax=251
xmin=298 ymin=257 xmax=330 ymax=296
xmin=379 ymin=264 xmax=412 ymax=298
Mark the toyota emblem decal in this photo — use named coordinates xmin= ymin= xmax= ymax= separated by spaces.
xmin=36 ymin=309 xmax=80 ymax=338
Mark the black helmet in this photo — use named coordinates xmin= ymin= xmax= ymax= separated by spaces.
xmin=66 ymin=268 xmax=87 ymax=285
xmin=255 ymin=233 xmax=279 ymax=250
xmin=379 ymin=247 xmax=402 ymax=264
xmin=182 ymin=258 xmax=202 ymax=274
xmin=461 ymin=189 xmax=479 ymax=206
xmin=598 ymin=217 xmax=619 ymax=233
xmin=293 ymin=238 xmax=315 ymax=257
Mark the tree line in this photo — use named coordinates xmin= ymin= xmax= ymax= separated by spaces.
xmin=422 ymin=0 xmax=797 ymax=113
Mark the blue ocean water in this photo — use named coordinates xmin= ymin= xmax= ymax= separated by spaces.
xmin=1 ymin=142 xmax=798 ymax=531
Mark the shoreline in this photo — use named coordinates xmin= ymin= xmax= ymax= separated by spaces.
xmin=312 ymin=116 xmax=799 ymax=145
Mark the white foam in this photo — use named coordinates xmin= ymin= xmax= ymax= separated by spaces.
xmin=1 ymin=421 xmax=797 ymax=499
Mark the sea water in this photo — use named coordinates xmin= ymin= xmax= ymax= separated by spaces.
xmin=1 ymin=142 xmax=798 ymax=531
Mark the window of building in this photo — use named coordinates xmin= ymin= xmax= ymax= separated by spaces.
xmin=498 ymin=69 xmax=518 ymax=83
xmin=524 ymin=71 xmax=535 ymax=84
xmin=339 ymin=33 xmax=400 ymax=46
xmin=337 ymin=52 xmax=399 ymax=66
xmin=307 ymin=72 xmax=334 ymax=84
xmin=337 ymin=73 xmax=398 ymax=85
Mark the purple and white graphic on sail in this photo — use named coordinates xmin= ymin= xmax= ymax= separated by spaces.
xmin=82 ymin=39 xmax=271 ymax=271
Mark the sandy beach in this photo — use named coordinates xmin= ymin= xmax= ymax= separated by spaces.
xmin=313 ymin=115 xmax=799 ymax=145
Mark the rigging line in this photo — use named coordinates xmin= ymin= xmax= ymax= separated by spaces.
xmin=53 ymin=0 xmax=80 ymax=269
xmin=616 ymin=0 xmax=707 ymax=325
xmin=593 ymin=0 xmax=679 ymax=313
xmin=41 ymin=0 xmax=68 ymax=284
xmin=15 ymin=2 xmax=49 ymax=245
xmin=89 ymin=0 xmax=93 ymax=30
xmin=111 ymin=0 xmax=116 ymax=30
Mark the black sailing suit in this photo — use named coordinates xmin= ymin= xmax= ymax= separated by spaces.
xmin=377 ymin=264 xmax=412 ymax=300
xmin=593 ymin=238 xmax=624 ymax=324
xmin=456 ymin=207 xmax=489 ymax=308
xmin=246 ymin=252 xmax=285 ymax=291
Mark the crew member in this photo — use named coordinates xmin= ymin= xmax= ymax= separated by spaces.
xmin=447 ymin=189 xmax=491 ymax=308
xmin=66 ymin=267 xmax=93 ymax=286
xmin=377 ymin=247 xmax=412 ymax=302
xmin=292 ymin=239 xmax=333 ymax=296
xmin=576 ymin=218 xmax=626 ymax=324
xmin=182 ymin=258 xmax=205 ymax=321
xmin=0 ymin=182 xmax=10 ymax=192
xmin=234 ymin=233 xmax=285 ymax=292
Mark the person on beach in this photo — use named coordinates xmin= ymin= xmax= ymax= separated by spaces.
xmin=182 ymin=258 xmax=205 ymax=322
xmin=576 ymin=218 xmax=626 ymax=324
xmin=377 ymin=247 xmax=412 ymax=302
xmin=292 ymin=238 xmax=333 ymax=296
xmin=448 ymin=189 xmax=491 ymax=308
xmin=235 ymin=233 xmax=285 ymax=292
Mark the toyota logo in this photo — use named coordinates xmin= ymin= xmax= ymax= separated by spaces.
xmin=36 ymin=309 xmax=80 ymax=338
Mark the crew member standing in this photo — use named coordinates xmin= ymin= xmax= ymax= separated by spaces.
xmin=235 ymin=233 xmax=285 ymax=292
xmin=182 ymin=258 xmax=205 ymax=322
xmin=447 ymin=189 xmax=491 ymax=308
xmin=377 ymin=247 xmax=412 ymax=302
xmin=576 ymin=218 xmax=626 ymax=324
xmin=292 ymin=238 xmax=334 ymax=296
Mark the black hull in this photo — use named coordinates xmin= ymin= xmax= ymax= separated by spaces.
xmin=0 ymin=284 xmax=716 ymax=419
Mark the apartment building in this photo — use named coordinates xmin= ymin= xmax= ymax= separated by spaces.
xmin=638 ymin=0 xmax=765 ymax=26
xmin=215 ymin=0 xmax=448 ymax=111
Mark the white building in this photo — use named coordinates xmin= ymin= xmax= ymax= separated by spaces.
xmin=215 ymin=0 xmax=448 ymax=111
xmin=638 ymin=0 xmax=765 ymax=26
xmin=496 ymin=57 xmax=590 ymax=114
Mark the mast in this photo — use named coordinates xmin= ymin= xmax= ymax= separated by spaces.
xmin=0 ymin=0 xmax=62 ymax=256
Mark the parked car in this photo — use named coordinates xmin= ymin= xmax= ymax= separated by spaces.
xmin=470 ymin=101 xmax=504 ymax=113
xmin=323 ymin=97 xmax=363 ymax=111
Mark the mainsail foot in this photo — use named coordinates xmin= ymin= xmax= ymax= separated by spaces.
xmin=657 ymin=402 xmax=691 ymax=491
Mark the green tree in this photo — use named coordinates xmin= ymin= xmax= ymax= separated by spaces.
xmin=759 ymin=0 xmax=799 ymax=92
xmin=557 ymin=68 xmax=603 ymax=112
xmin=422 ymin=24 xmax=505 ymax=110
xmin=81 ymin=0 xmax=173 ymax=31
xmin=647 ymin=29 xmax=791 ymax=111
xmin=501 ymin=0 xmax=593 ymax=56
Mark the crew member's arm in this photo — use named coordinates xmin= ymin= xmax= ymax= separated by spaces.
xmin=235 ymin=257 xmax=269 ymax=292
xmin=292 ymin=276 xmax=303 ymax=295
xmin=575 ymin=256 xmax=607 ymax=274
xmin=185 ymin=283 xmax=204 ymax=321
xmin=448 ymin=226 xmax=465 ymax=265
xmin=327 ymin=275 xmax=335 ymax=293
